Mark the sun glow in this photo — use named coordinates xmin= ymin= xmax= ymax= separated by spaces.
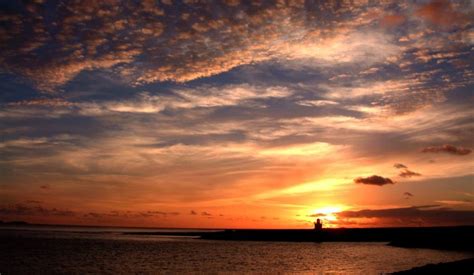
xmin=311 ymin=205 xmax=347 ymax=225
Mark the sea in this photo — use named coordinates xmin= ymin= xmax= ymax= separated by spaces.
xmin=1 ymin=225 xmax=472 ymax=274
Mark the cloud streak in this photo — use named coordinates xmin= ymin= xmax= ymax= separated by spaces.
xmin=399 ymin=169 xmax=421 ymax=178
xmin=336 ymin=205 xmax=474 ymax=226
xmin=393 ymin=163 xmax=407 ymax=169
xmin=421 ymin=145 xmax=472 ymax=156
xmin=0 ymin=204 xmax=75 ymax=217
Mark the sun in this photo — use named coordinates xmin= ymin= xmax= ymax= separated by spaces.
xmin=311 ymin=205 xmax=346 ymax=224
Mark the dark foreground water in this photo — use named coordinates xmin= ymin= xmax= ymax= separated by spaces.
xmin=0 ymin=227 xmax=472 ymax=274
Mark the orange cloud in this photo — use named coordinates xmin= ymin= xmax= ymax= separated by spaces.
xmin=380 ymin=14 xmax=405 ymax=27
xmin=8 ymin=98 xmax=75 ymax=107
xmin=415 ymin=0 xmax=469 ymax=28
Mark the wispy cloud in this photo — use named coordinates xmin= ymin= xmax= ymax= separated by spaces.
xmin=399 ymin=169 xmax=421 ymax=178
xmin=421 ymin=144 xmax=472 ymax=156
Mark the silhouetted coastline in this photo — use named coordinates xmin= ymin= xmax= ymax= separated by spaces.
xmin=0 ymin=220 xmax=30 ymax=225
xmin=123 ymin=231 xmax=207 ymax=236
xmin=1 ymin=225 xmax=472 ymax=273
xmin=391 ymin=257 xmax=474 ymax=274
xmin=121 ymin=226 xmax=474 ymax=251
xmin=199 ymin=226 xmax=474 ymax=252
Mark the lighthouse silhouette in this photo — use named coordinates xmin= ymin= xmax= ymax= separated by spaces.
xmin=314 ymin=218 xmax=323 ymax=230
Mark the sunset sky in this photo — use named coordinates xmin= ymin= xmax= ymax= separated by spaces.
xmin=0 ymin=0 xmax=473 ymax=228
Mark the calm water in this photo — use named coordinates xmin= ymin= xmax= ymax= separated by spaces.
xmin=0 ymin=226 xmax=472 ymax=274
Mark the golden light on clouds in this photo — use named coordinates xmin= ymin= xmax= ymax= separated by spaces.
xmin=259 ymin=142 xmax=336 ymax=157
xmin=0 ymin=0 xmax=473 ymax=228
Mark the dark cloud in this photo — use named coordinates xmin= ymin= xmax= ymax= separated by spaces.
xmin=404 ymin=192 xmax=414 ymax=199
xmin=393 ymin=163 xmax=407 ymax=169
xmin=308 ymin=213 xmax=327 ymax=217
xmin=190 ymin=210 xmax=197 ymax=215
xmin=336 ymin=205 xmax=474 ymax=226
xmin=0 ymin=204 xmax=75 ymax=217
xmin=8 ymin=98 xmax=75 ymax=107
xmin=421 ymin=144 xmax=471 ymax=156
xmin=25 ymin=200 xmax=42 ymax=204
xmin=399 ymin=169 xmax=421 ymax=178
xmin=39 ymin=184 xmax=50 ymax=189
xmin=83 ymin=212 xmax=102 ymax=218
xmin=146 ymin=211 xmax=180 ymax=216
xmin=354 ymin=175 xmax=394 ymax=186
xmin=83 ymin=210 xmax=180 ymax=219
xmin=201 ymin=211 xmax=212 ymax=216
xmin=0 ymin=205 xmax=181 ymax=220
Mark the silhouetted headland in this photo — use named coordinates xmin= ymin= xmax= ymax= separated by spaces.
xmin=391 ymin=257 xmax=474 ymax=274
xmin=199 ymin=226 xmax=474 ymax=252
xmin=0 ymin=220 xmax=30 ymax=225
